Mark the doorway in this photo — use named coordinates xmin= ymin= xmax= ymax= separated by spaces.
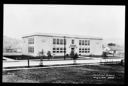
xmin=71 ymin=48 xmax=75 ymax=52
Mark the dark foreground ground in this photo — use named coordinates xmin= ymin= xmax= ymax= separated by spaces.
xmin=2 ymin=64 xmax=124 ymax=84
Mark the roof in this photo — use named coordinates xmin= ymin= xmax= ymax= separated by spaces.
xmin=22 ymin=32 xmax=103 ymax=40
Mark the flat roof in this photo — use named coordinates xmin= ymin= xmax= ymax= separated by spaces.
xmin=22 ymin=32 xmax=103 ymax=40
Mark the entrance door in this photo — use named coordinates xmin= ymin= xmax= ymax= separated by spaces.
xmin=71 ymin=48 xmax=75 ymax=52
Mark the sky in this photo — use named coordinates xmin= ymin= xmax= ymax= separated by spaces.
xmin=4 ymin=4 xmax=125 ymax=45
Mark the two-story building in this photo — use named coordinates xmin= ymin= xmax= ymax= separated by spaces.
xmin=22 ymin=33 xmax=103 ymax=57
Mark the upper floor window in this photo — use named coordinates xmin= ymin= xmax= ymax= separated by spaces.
xmin=79 ymin=40 xmax=90 ymax=46
xmin=28 ymin=37 xmax=34 ymax=44
xmin=71 ymin=40 xmax=74 ymax=44
xmin=79 ymin=40 xmax=81 ymax=45
xmin=57 ymin=39 xmax=59 ymax=44
xmin=60 ymin=39 xmax=63 ymax=44
xmin=53 ymin=39 xmax=56 ymax=44
xmin=88 ymin=40 xmax=90 ymax=45
xmin=85 ymin=40 xmax=87 ymax=45
xmin=82 ymin=40 xmax=84 ymax=45
xmin=53 ymin=38 xmax=66 ymax=45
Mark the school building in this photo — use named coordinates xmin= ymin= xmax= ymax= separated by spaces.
xmin=22 ymin=33 xmax=103 ymax=56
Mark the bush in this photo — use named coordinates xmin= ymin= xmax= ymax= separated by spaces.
xmin=102 ymin=52 xmax=108 ymax=59
xmin=47 ymin=51 xmax=52 ymax=60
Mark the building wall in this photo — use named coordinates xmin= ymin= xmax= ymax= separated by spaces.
xmin=22 ymin=37 xmax=28 ymax=55
xmin=90 ymin=39 xmax=103 ymax=55
xmin=22 ymin=35 xmax=103 ymax=56
xmin=35 ymin=36 xmax=52 ymax=56
xmin=22 ymin=36 xmax=36 ymax=56
xmin=77 ymin=38 xmax=90 ymax=55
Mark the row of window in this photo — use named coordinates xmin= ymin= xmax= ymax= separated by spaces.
xmin=53 ymin=39 xmax=66 ymax=45
xmin=79 ymin=48 xmax=90 ymax=53
xmin=79 ymin=40 xmax=90 ymax=45
xmin=28 ymin=47 xmax=90 ymax=54
xmin=53 ymin=47 xmax=66 ymax=53
xmin=28 ymin=37 xmax=90 ymax=46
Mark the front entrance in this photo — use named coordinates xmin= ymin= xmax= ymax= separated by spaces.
xmin=71 ymin=48 xmax=75 ymax=52
xmin=70 ymin=44 xmax=77 ymax=54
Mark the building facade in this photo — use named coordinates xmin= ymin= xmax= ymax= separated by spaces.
xmin=22 ymin=33 xmax=103 ymax=56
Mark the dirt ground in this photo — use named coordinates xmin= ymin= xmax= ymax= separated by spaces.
xmin=2 ymin=64 xmax=124 ymax=84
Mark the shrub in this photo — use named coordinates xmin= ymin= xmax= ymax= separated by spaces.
xmin=102 ymin=52 xmax=108 ymax=59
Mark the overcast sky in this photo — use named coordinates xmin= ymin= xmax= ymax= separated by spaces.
xmin=4 ymin=4 xmax=125 ymax=45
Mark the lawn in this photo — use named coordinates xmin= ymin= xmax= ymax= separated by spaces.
xmin=2 ymin=64 xmax=124 ymax=84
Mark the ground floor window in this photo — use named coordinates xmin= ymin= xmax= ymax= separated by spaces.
xmin=53 ymin=47 xmax=66 ymax=53
xmin=79 ymin=48 xmax=90 ymax=53
xmin=28 ymin=46 xmax=34 ymax=53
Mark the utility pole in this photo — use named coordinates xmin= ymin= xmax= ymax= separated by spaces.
xmin=40 ymin=49 xmax=44 ymax=66
xmin=64 ymin=36 xmax=66 ymax=60
xmin=28 ymin=55 xmax=30 ymax=67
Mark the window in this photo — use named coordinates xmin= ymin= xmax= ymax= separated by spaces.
xmin=72 ymin=40 xmax=74 ymax=44
xmin=85 ymin=40 xmax=87 ymax=45
xmin=57 ymin=39 xmax=59 ymax=44
xmin=28 ymin=37 xmax=34 ymax=44
xmin=53 ymin=48 xmax=55 ymax=50
xmin=60 ymin=48 xmax=63 ymax=50
xmin=79 ymin=40 xmax=90 ymax=46
xmin=79 ymin=47 xmax=90 ymax=53
xmin=53 ymin=39 xmax=56 ymax=44
xmin=52 ymin=47 xmax=66 ymax=53
xmin=60 ymin=39 xmax=63 ymax=44
xmin=79 ymin=40 xmax=81 ymax=45
xmin=88 ymin=40 xmax=90 ymax=45
xmin=82 ymin=40 xmax=84 ymax=45
xmin=53 ymin=51 xmax=56 ymax=53
xmin=84 ymin=51 xmax=87 ymax=53
xmin=28 ymin=46 xmax=34 ymax=53
xmin=57 ymin=48 xmax=59 ymax=50
xmin=53 ymin=39 xmax=66 ymax=45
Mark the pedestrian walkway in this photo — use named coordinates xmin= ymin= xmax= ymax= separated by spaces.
xmin=3 ymin=57 xmax=123 ymax=70
xmin=3 ymin=63 xmax=100 ymax=71
xmin=3 ymin=57 xmax=15 ymax=61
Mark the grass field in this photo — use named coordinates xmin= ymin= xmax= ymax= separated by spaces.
xmin=2 ymin=64 xmax=124 ymax=84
